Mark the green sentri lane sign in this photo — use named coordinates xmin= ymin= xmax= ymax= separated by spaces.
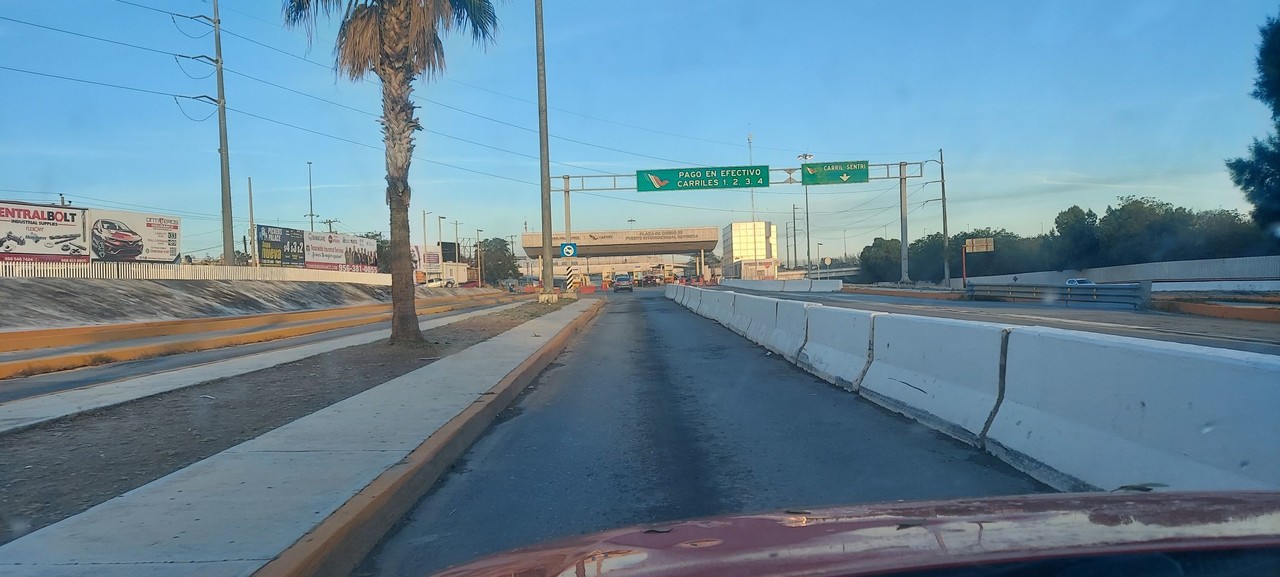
xmin=801 ymin=160 xmax=870 ymax=185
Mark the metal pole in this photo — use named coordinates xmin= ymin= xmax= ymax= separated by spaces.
xmin=421 ymin=210 xmax=428 ymax=255
xmin=791 ymin=203 xmax=798 ymax=269
xmin=437 ymin=216 xmax=445 ymax=260
xmin=247 ymin=176 xmax=256 ymax=266
xmin=212 ymin=0 xmax=234 ymax=265
xmin=535 ymin=0 xmax=554 ymax=296
xmin=843 ymin=229 xmax=848 ymax=262
xmin=939 ymin=148 xmax=951 ymax=287
xmin=898 ymin=161 xmax=911 ymax=283
xmin=476 ymin=229 xmax=484 ymax=288
xmin=748 ymin=133 xmax=756 ymax=222
xmin=563 ymin=174 xmax=572 ymax=244
xmin=797 ymin=153 xmax=814 ymax=270
xmin=453 ymin=220 xmax=460 ymax=262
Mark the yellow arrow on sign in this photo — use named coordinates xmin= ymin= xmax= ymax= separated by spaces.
xmin=839 ymin=173 xmax=851 ymax=182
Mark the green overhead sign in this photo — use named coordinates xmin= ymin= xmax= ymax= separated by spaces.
xmin=801 ymin=160 xmax=870 ymax=185
xmin=637 ymin=165 xmax=769 ymax=192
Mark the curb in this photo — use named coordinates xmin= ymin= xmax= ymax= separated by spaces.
xmin=0 ymin=295 xmax=531 ymax=380
xmin=251 ymin=298 xmax=605 ymax=577
xmin=1152 ymin=300 xmax=1280 ymax=323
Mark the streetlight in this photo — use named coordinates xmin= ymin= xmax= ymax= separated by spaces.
xmin=627 ymin=218 xmax=636 ymax=229
xmin=797 ymin=153 xmax=814 ymax=269
xmin=305 ymin=161 xmax=317 ymax=231
xmin=921 ymin=149 xmax=951 ymax=286
xmin=437 ymin=216 xmax=446 ymax=261
xmin=476 ymin=228 xmax=484 ymax=288
xmin=816 ymin=242 xmax=824 ymax=279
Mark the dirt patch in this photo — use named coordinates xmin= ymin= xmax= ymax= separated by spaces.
xmin=0 ymin=300 xmax=571 ymax=545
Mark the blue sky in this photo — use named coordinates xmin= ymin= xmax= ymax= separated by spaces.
xmin=0 ymin=0 xmax=1273 ymax=258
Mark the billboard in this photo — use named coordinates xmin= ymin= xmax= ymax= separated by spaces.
xmin=86 ymin=209 xmax=181 ymax=262
xmin=0 ymin=201 xmax=88 ymax=263
xmin=440 ymin=241 xmax=458 ymax=263
xmin=256 ymin=225 xmax=305 ymax=268
xmin=304 ymin=231 xmax=378 ymax=273
xmin=411 ymin=245 xmax=443 ymax=274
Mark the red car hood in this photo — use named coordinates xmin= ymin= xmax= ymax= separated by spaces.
xmin=106 ymin=230 xmax=141 ymax=242
xmin=431 ymin=492 xmax=1280 ymax=577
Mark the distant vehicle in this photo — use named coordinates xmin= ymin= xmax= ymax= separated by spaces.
xmin=91 ymin=219 xmax=143 ymax=260
xmin=459 ymin=280 xmax=480 ymax=288
xmin=424 ymin=278 xmax=446 ymax=288
xmin=1065 ymin=278 xmax=1096 ymax=286
xmin=641 ymin=275 xmax=659 ymax=287
xmin=613 ymin=275 xmax=634 ymax=292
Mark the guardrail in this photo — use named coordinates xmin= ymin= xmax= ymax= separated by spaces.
xmin=0 ymin=261 xmax=392 ymax=285
xmin=966 ymin=282 xmax=1151 ymax=310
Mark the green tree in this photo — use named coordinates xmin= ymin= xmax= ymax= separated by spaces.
xmin=1050 ymin=205 xmax=1099 ymax=269
xmin=284 ymin=0 xmax=498 ymax=344
xmin=857 ymin=237 xmax=901 ymax=282
xmin=1227 ymin=11 xmax=1280 ymax=231
xmin=907 ymin=232 xmax=945 ymax=282
xmin=479 ymin=237 xmax=519 ymax=285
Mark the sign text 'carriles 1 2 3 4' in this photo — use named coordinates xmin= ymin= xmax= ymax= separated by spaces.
xmin=636 ymin=165 xmax=769 ymax=192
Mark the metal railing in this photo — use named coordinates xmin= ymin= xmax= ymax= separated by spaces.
xmin=0 ymin=261 xmax=391 ymax=285
xmin=966 ymin=282 xmax=1151 ymax=310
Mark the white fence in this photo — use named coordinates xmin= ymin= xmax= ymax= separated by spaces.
xmin=0 ymin=262 xmax=392 ymax=285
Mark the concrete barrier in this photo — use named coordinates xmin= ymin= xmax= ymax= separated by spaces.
xmin=729 ymin=295 xmax=779 ymax=343
xmin=757 ymin=280 xmax=785 ymax=292
xmin=766 ymin=300 xmax=819 ymax=363
xmin=987 ymin=327 xmax=1280 ymax=491
xmin=665 ymin=284 xmax=676 ymax=299
xmin=796 ymin=306 xmax=879 ymax=390
xmin=859 ymin=315 xmax=1012 ymax=445
xmin=782 ymin=279 xmax=813 ymax=292
xmin=810 ymin=280 xmax=843 ymax=292
xmin=684 ymin=287 xmax=702 ymax=311
xmin=707 ymin=291 xmax=737 ymax=326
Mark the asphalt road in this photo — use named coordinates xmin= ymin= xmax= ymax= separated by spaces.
xmin=356 ymin=289 xmax=1050 ymax=577
xmin=0 ymin=303 xmax=507 ymax=404
xmin=723 ymin=288 xmax=1280 ymax=355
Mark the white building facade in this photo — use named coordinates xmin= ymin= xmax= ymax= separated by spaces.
xmin=722 ymin=221 xmax=779 ymax=279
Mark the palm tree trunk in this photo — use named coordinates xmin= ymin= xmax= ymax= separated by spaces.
xmin=380 ymin=1 xmax=423 ymax=344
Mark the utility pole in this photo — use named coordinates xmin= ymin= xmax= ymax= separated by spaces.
xmin=247 ymin=176 xmax=256 ymax=266
xmin=939 ymin=148 xmax=951 ymax=287
xmin=305 ymin=161 xmax=317 ymax=231
xmin=320 ymin=219 xmax=340 ymax=233
xmin=421 ymin=210 xmax=429 ymax=252
xmin=437 ymin=216 xmax=446 ymax=260
xmin=563 ymin=174 xmax=572 ymax=245
xmin=791 ymin=204 xmax=799 ymax=269
xmin=898 ymin=161 xmax=911 ymax=283
xmin=476 ymin=228 xmax=484 ymax=288
xmin=534 ymin=0 xmax=554 ymax=298
xmin=58 ymin=194 xmax=68 ymax=206
xmin=452 ymin=220 xmax=462 ymax=261
xmin=797 ymin=153 xmax=814 ymax=269
xmin=211 ymin=0 xmax=234 ymax=265
xmin=748 ymin=132 xmax=756 ymax=222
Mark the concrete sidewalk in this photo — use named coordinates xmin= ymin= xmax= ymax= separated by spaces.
xmin=0 ymin=299 xmax=596 ymax=577
xmin=0 ymin=301 xmax=529 ymax=435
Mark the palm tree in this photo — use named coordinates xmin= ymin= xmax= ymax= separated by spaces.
xmin=283 ymin=0 xmax=498 ymax=343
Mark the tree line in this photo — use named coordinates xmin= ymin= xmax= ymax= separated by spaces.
xmin=857 ymin=196 xmax=1280 ymax=283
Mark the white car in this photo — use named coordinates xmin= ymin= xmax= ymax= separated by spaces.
xmin=425 ymin=278 xmax=456 ymax=288
xmin=1065 ymin=277 xmax=1096 ymax=286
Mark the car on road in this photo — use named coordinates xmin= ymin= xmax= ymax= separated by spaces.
xmin=1065 ymin=277 xmax=1096 ymax=286
xmin=641 ymin=275 xmax=659 ymax=287
xmin=613 ymin=275 xmax=633 ymax=292
xmin=91 ymin=219 xmax=144 ymax=260
xmin=423 ymin=278 xmax=456 ymax=288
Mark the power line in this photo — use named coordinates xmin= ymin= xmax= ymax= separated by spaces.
xmin=112 ymin=0 xmax=184 ymax=17
xmin=0 ymin=65 xmax=202 ymax=100
xmin=0 ymin=15 xmax=191 ymax=57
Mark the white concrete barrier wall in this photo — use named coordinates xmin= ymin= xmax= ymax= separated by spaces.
xmin=702 ymin=291 xmax=736 ymax=325
xmin=782 ymin=279 xmax=813 ymax=292
xmin=757 ymin=280 xmax=785 ymax=292
xmin=767 ymin=300 xmax=819 ymax=363
xmin=685 ymin=287 xmax=703 ymax=311
xmin=810 ymin=280 xmax=843 ymax=292
xmin=860 ymin=315 xmax=1011 ymax=444
xmin=797 ymin=306 xmax=879 ymax=390
xmin=728 ymin=294 xmax=760 ymax=335
xmin=987 ymin=327 xmax=1280 ymax=491
xmin=741 ymin=296 xmax=780 ymax=344
xmin=665 ymin=284 xmax=676 ymax=299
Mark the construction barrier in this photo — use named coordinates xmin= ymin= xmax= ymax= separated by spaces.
xmin=665 ymin=284 xmax=676 ymax=299
xmin=684 ymin=286 xmax=702 ymax=311
xmin=735 ymin=295 xmax=779 ymax=344
xmin=987 ymin=327 xmax=1280 ymax=491
xmin=765 ymin=300 xmax=818 ymax=363
xmin=796 ymin=306 xmax=879 ymax=390
xmin=703 ymin=291 xmax=737 ymax=326
xmin=782 ymin=279 xmax=813 ymax=292
xmin=810 ymin=279 xmax=843 ymax=292
xmin=859 ymin=315 xmax=1012 ymax=445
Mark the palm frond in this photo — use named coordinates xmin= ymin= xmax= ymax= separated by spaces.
xmin=335 ymin=5 xmax=382 ymax=80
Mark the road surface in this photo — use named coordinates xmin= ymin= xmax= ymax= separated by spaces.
xmin=356 ymin=289 xmax=1050 ymax=577
xmin=722 ymin=287 xmax=1279 ymax=355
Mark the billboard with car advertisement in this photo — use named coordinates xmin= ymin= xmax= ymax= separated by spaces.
xmin=86 ymin=209 xmax=181 ymax=262
xmin=304 ymin=231 xmax=378 ymax=272
xmin=256 ymin=224 xmax=305 ymax=268
xmin=0 ymin=201 xmax=89 ymax=263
